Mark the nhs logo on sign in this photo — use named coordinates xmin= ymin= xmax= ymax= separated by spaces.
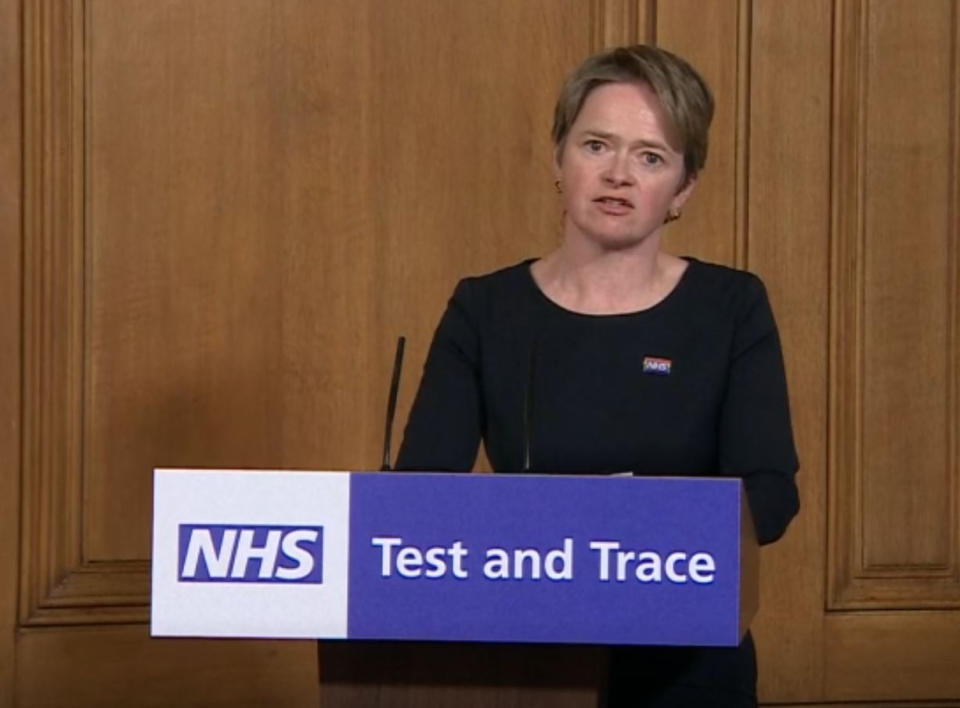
xmin=154 ymin=470 xmax=350 ymax=639
xmin=178 ymin=524 xmax=324 ymax=583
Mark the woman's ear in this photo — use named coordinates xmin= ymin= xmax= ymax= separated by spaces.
xmin=672 ymin=172 xmax=698 ymax=210
xmin=553 ymin=141 xmax=565 ymax=172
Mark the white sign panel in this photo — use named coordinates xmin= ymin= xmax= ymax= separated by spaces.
xmin=151 ymin=469 xmax=350 ymax=638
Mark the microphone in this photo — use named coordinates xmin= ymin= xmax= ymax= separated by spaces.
xmin=380 ymin=336 xmax=406 ymax=471
xmin=523 ymin=336 xmax=537 ymax=472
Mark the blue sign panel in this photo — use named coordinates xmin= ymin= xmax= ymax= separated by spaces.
xmin=346 ymin=474 xmax=742 ymax=646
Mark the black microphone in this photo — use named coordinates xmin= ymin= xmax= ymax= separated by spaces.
xmin=380 ymin=336 xmax=406 ymax=471
xmin=522 ymin=336 xmax=537 ymax=472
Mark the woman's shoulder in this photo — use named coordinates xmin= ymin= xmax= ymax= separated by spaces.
xmin=683 ymin=257 xmax=769 ymax=303
xmin=677 ymin=258 xmax=778 ymax=335
xmin=685 ymin=257 xmax=763 ymax=286
xmin=458 ymin=259 xmax=536 ymax=288
xmin=450 ymin=259 xmax=537 ymax=306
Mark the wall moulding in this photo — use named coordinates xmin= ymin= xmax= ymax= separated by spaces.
xmin=591 ymin=0 xmax=656 ymax=50
xmin=19 ymin=0 xmax=670 ymax=630
xmin=20 ymin=0 xmax=150 ymax=627
xmin=827 ymin=0 xmax=960 ymax=611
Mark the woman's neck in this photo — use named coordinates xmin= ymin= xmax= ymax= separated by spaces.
xmin=531 ymin=242 xmax=687 ymax=315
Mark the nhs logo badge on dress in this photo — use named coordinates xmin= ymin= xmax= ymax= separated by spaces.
xmin=178 ymin=524 xmax=324 ymax=583
xmin=642 ymin=356 xmax=672 ymax=375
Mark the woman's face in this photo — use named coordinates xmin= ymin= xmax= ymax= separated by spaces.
xmin=556 ymin=81 xmax=695 ymax=252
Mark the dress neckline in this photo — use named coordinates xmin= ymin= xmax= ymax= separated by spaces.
xmin=523 ymin=256 xmax=697 ymax=320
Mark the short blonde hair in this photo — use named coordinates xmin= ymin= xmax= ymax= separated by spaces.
xmin=552 ymin=45 xmax=714 ymax=179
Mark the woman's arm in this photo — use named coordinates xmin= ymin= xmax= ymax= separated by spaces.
xmin=395 ymin=279 xmax=484 ymax=472
xmin=717 ymin=275 xmax=800 ymax=545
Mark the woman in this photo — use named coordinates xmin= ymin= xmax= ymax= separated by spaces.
xmin=396 ymin=45 xmax=799 ymax=707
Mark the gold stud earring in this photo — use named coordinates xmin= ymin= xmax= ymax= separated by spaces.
xmin=664 ymin=208 xmax=681 ymax=223
xmin=554 ymin=179 xmax=563 ymax=194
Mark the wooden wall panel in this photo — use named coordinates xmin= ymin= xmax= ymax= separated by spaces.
xmin=657 ymin=0 xmax=745 ymax=268
xmin=11 ymin=0 xmax=590 ymax=634
xmin=749 ymin=0 xmax=833 ymax=702
xmin=820 ymin=0 xmax=960 ymax=701
xmin=82 ymin=0 xmax=589 ymax=566
xmin=823 ymin=612 xmax=960 ymax=701
xmin=85 ymin=0 xmax=300 ymax=563
xmin=8 ymin=0 xmax=960 ymax=706
xmin=861 ymin=0 xmax=956 ymax=571
xmin=829 ymin=0 xmax=960 ymax=609
xmin=20 ymin=0 xmax=96 ymax=627
xmin=0 ymin=0 xmax=22 ymax=702
xmin=15 ymin=0 xmax=596 ymax=705
xmin=592 ymin=0 xmax=655 ymax=47
xmin=16 ymin=626 xmax=319 ymax=708
xmin=321 ymin=642 xmax=605 ymax=708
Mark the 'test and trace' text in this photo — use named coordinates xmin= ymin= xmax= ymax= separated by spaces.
xmin=370 ymin=537 xmax=716 ymax=584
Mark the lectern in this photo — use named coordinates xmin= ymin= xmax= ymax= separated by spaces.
xmin=151 ymin=469 xmax=757 ymax=707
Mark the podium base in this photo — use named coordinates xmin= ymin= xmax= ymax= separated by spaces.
xmin=318 ymin=641 xmax=606 ymax=707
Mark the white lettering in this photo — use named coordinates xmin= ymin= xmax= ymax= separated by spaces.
xmin=616 ymin=549 xmax=636 ymax=581
xmin=589 ymin=543 xmax=717 ymax=584
xmin=275 ymin=529 xmax=318 ymax=580
xmin=182 ymin=528 xmax=236 ymax=578
xmin=664 ymin=552 xmax=687 ymax=583
xmin=231 ymin=529 xmax=281 ymax=578
xmin=424 ymin=546 xmax=448 ymax=578
xmin=396 ymin=546 xmax=423 ymax=577
xmin=688 ymin=553 xmax=716 ymax=583
xmin=449 ymin=541 xmax=469 ymax=579
xmin=544 ymin=538 xmax=574 ymax=580
xmin=371 ymin=537 xmax=469 ymax=579
xmin=513 ymin=548 xmax=541 ymax=579
xmin=635 ymin=551 xmax=662 ymax=582
xmin=483 ymin=548 xmax=510 ymax=579
xmin=371 ymin=536 xmax=403 ymax=577
xmin=590 ymin=540 xmax=620 ymax=581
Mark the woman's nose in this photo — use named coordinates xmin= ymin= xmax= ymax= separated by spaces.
xmin=603 ymin=152 xmax=634 ymax=186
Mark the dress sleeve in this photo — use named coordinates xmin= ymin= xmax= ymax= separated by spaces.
xmin=395 ymin=279 xmax=483 ymax=472
xmin=717 ymin=275 xmax=800 ymax=545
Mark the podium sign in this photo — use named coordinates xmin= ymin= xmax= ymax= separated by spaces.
xmin=152 ymin=469 xmax=757 ymax=646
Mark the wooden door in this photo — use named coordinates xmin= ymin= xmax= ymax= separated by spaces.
xmin=1 ymin=1 xmax=958 ymax=706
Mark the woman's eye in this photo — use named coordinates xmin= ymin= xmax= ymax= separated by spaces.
xmin=585 ymin=140 xmax=605 ymax=152
xmin=641 ymin=152 xmax=664 ymax=166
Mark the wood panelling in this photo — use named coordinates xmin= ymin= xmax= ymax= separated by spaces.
xmin=82 ymin=0 xmax=588 ymax=566
xmin=592 ymin=0 xmax=655 ymax=47
xmin=824 ymin=611 xmax=960 ymax=700
xmin=15 ymin=0 xmax=594 ymax=705
xmin=19 ymin=0 xmax=150 ymax=629
xmin=657 ymin=0 xmax=744 ymax=267
xmin=13 ymin=0 xmax=590 ymax=633
xmin=749 ymin=0 xmax=832 ymax=701
xmin=7 ymin=0 xmax=960 ymax=705
xmin=20 ymin=0 xmax=96 ymax=626
xmin=0 ymin=0 xmax=22 ymax=701
xmin=861 ymin=0 xmax=956 ymax=571
xmin=829 ymin=0 xmax=960 ymax=609
xmin=321 ymin=643 xmax=605 ymax=708
xmin=16 ymin=626 xmax=319 ymax=708
xmin=829 ymin=0 xmax=869 ymax=612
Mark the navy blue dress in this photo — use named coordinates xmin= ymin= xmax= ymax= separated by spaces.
xmin=397 ymin=258 xmax=800 ymax=706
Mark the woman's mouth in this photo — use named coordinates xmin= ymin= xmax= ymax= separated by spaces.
xmin=594 ymin=197 xmax=634 ymax=213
